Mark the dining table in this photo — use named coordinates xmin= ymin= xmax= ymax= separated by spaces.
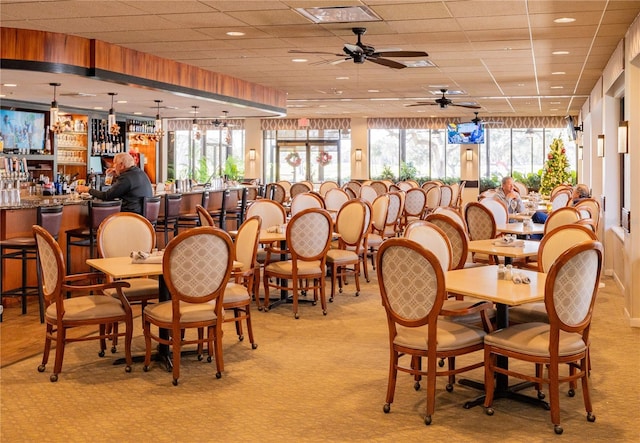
xmin=496 ymin=222 xmax=545 ymax=235
xmin=445 ymin=265 xmax=548 ymax=409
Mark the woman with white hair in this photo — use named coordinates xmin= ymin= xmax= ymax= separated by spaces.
xmin=77 ymin=152 xmax=152 ymax=214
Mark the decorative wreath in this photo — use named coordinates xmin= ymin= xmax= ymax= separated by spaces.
xmin=285 ymin=152 xmax=302 ymax=167
xmin=316 ymin=151 xmax=332 ymax=166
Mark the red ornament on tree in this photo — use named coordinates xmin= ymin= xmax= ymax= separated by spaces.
xmin=548 ymin=153 xmax=553 ymax=159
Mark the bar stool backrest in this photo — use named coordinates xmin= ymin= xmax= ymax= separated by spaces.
xmin=90 ymin=201 xmax=122 ymax=231
xmin=38 ymin=205 xmax=64 ymax=240
xmin=142 ymin=196 xmax=161 ymax=226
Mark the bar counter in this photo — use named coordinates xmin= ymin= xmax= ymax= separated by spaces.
xmin=0 ymin=187 xmax=248 ymax=302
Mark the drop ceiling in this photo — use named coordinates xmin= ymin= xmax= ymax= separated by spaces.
xmin=1 ymin=0 xmax=639 ymax=121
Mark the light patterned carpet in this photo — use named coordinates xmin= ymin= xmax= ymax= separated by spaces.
xmin=1 ymin=274 xmax=639 ymax=443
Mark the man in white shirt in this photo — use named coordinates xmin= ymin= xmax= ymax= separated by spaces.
xmin=495 ymin=176 xmax=524 ymax=214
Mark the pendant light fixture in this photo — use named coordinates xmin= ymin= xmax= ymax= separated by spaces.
xmin=49 ymin=83 xmax=63 ymax=134
xmin=107 ymin=92 xmax=120 ymax=135
xmin=192 ymin=106 xmax=201 ymax=140
xmin=154 ymin=100 xmax=164 ymax=136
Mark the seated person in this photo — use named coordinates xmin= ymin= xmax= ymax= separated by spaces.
xmin=495 ymin=176 xmax=524 ymax=215
xmin=531 ymin=184 xmax=591 ymax=225
xmin=76 ymin=152 xmax=153 ymax=215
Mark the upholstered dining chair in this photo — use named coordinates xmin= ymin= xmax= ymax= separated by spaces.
xmin=142 ymin=226 xmax=233 ymax=385
xmin=97 ymin=212 xmax=158 ymax=312
xmin=509 ymin=224 xmax=597 ymax=324
xmin=318 ymin=180 xmax=339 ymax=197
xmin=33 ymin=225 xmax=133 ymax=382
xmin=289 ymin=182 xmax=312 ymax=200
xmin=382 ymin=191 xmax=403 ymax=239
xmin=66 ymin=199 xmax=122 ymax=273
xmin=431 ymin=206 xmax=467 ymax=231
xmin=424 ymin=184 xmax=442 ymax=214
xmin=290 ymin=192 xmax=324 ymax=216
xmin=264 ymin=182 xmax=287 ymax=204
xmin=359 ymin=184 xmax=378 ymax=204
xmin=550 ymin=188 xmax=572 ymax=211
xmin=262 ymin=208 xmax=333 ymax=318
xmin=464 ymin=202 xmax=498 ymax=264
xmin=483 ymin=240 xmax=603 ymax=435
xmin=424 ymin=213 xmax=469 ymax=271
xmin=326 ymin=199 xmax=369 ymax=301
xmin=574 ymin=198 xmax=601 ymax=231
xmin=369 ymin=180 xmax=389 ymax=196
xmin=324 ymin=188 xmax=349 ymax=213
xmin=439 ymin=185 xmax=454 ymax=208
xmin=364 ymin=193 xmax=390 ymax=273
xmin=196 ymin=204 xmax=215 ymax=227
xmin=480 ymin=197 xmax=508 ymax=226
xmin=376 ymin=238 xmax=489 ymax=425
xmin=543 ymin=206 xmax=581 ymax=235
xmin=224 ymin=215 xmax=261 ymax=349
xmin=402 ymin=187 xmax=427 ymax=229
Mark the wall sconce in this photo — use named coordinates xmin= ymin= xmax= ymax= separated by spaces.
xmin=597 ymin=134 xmax=605 ymax=158
xmin=577 ymin=145 xmax=583 ymax=160
xmin=249 ymin=149 xmax=256 ymax=161
xmin=355 ymin=149 xmax=362 ymax=161
xmin=466 ymin=148 xmax=473 ymax=161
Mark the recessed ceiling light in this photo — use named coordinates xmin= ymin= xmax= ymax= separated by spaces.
xmin=550 ymin=86 xmax=564 ymax=89
xmin=2 ymin=83 xmax=17 ymax=87
xmin=550 ymin=101 xmax=561 ymax=104
xmin=552 ymin=51 xmax=570 ymax=55
xmin=336 ymin=76 xmax=349 ymax=80
xmin=550 ymin=108 xmax=559 ymax=111
xmin=93 ymin=107 xmax=104 ymax=110
xmin=295 ymin=6 xmax=381 ymax=23
xmin=368 ymin=89 xmax=380 ymax=93
xmin=552 ymin=71 xmax=566 ymax=75
xmin=226 ymin=31 xmax=245 ymax=36
xmin=116 ymin=100 xmax=127 ymax=104
xmin=517 ymin=83 xmax=525 ymax=87
xmin=554 ymin=17 xmax=576 ymax=23
xmin=133 ymin=112 xmax=143 ymax=115
xmin=404 ymin=60 xmax=436 ymax=68
xmin=291 ymin=58 xmax=307 ymax=63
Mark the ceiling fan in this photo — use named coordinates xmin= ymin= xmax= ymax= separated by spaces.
xmin=471 ymin=112 xmax=503 ymax=125
xmin=211 ymin=111 xmax=236 ymax=128
xmin=407 ymin=89 xmax=481 ymax=109
xmin=288 ymin=27 xmax=428 ymax=69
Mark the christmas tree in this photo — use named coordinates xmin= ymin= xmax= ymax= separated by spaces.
xmin=539 ymin=137 xmax=572 ymax=196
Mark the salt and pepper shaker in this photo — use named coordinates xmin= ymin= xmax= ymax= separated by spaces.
xmin=497 ymin=264 xmax=505 ymax=280
xmin=505 ymin=264 xmax=513 ymax=281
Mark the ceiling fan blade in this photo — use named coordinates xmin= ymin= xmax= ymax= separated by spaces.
xmin=451 ymin=103 xmax=482 ymax=109
xmin=368 ymin=57 xmax=407 ymax=69
xmin=375 ymin=50 xmax=429 ymax=58
xmin=406 ymin=102 xmax=439 ymax=107
xmin=288 ymin=49 xmax=343 ymax=56
xmin=344 ymin=44 xmax=364 ymax=55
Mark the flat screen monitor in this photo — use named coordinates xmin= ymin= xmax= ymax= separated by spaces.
xmin=89 ymin=156 xmax=103 ymax=174
xmin=0 ymin=108 xmax=46 ymax=151
xmin=447 ymin=122 xmax=484 ymax=144
xmin=565 ymin=115 xmax=578 ymax=141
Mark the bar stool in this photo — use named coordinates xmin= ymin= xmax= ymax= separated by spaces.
xmin=223 ymin=187 xmax=248 ymax=231
xmin=177 ymin=191 xmax=210 ymax=232
xmin=65 ymin=200 xmax=122 ymax=274
xmin=0 ymin=205 xmax=64 ymax=323
xmin=142 ymin=196 xmax=161 ymax=227
xmin=155 ymin=193 xmax=183 ymax=246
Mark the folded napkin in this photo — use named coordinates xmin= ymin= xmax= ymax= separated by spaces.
xmin=492 ymin=238 xmax=525 ymax=248
xmin=130 ymin=250 xmax=164 ymax=264
xmin=266 ymin=224 xmax=286 ymax=233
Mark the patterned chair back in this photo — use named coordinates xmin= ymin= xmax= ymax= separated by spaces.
xmin=403 ymin=188 xmax=427 ymax=218
xmin=335 ymin=199 xmax=368 ymax=250
xmin=235 ymin=216 xmax=261 ymax=273
xmin=539 ymin=224 xmax=597 ymax=273
xmin=287 ymin=208 xmax=333 ymax=263
xmin=480 ymin=197 xmax=508 ymax=226
xmin=404 ymin=221 xmax=452 ymax=272
xmin=163 ymin=227 xmax=233 ymax=305
xmin=425 ymin=213 xmax=469 ymax=270
xmin=439 ymin=185 xmax=454 ymax=207
xmin=246 ymin=199 xmax=286 ymax=230
xmin=545 ymin=241 xmax=602 ymax=331
xmin=319 ymin=181 xmax=339 ymax=197
xmin=370 ymin=180 xmax=389 ymax=196
xmin=324 ymin=188 xmax=349 ymax=212
xmin=97 ymin=212 xmax=155 ymax=258
xmin=544 ymin=206 xmax=581 ymax=235
xmin=290 ymin=192 xmax=324 ymax=216
xmin=359 ymin=185 xmax=378 ymax=203
xmin=464 ymin=202 xmax=497 ymax=241
xmin=424 ymin=185 xmax=442 ymax=212
xmin=377 ymin=238 xmax=445 ymax=326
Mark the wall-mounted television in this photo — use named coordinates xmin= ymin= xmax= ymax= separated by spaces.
xmin=565 ymin=115 xmax=581 ymax=141
xmin=0 ymin=108 xmax=46 ymax=152
xmin=447 ymin=121 xmax=484 ymax=144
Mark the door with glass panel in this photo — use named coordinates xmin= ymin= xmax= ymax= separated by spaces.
xmin=276 ymin=141 xmax=339 ymax=184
